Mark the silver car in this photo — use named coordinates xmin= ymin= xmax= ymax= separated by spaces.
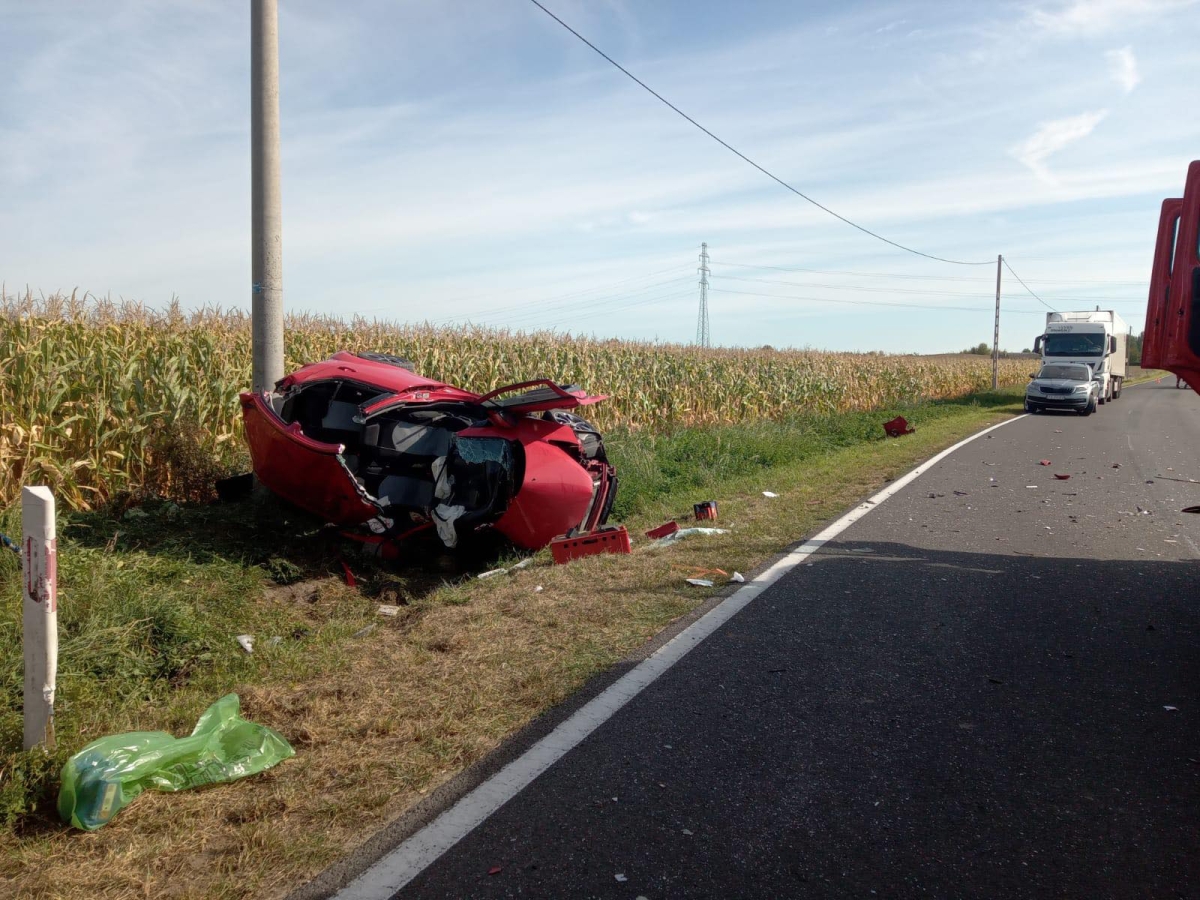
xmin=1024 ymin=362 xmax=1099 ymax=416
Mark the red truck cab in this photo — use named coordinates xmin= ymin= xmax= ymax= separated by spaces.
xmin=1142 ymin=160 xmax=1200 ymax=395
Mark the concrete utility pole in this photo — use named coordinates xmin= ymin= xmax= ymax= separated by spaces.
xmin=992 ymin=254 xmax=1002 ymax=390
xmin=251 ymin=0 xmax=284 ymax=393
xmin=696 ymin=242 xmax=711 ymax=348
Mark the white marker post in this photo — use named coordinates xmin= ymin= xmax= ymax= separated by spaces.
xmin=22 ymin=486 xmax=57 ymax=751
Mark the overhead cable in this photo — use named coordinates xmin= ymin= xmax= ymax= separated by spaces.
xmin=716 ymin=273 xmax=1145 ymax=304
xmin=1001 ymin=258 xmax=1057 ymax=312
xmin=527 ymin=0 xmax=994 ymax=267
xmin=712 ymin=259 xmax=1148 ymax=287
xmin=709 ymin=286 xmax=1048 ymax=315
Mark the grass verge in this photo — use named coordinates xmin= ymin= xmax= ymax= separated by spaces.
xmin=1 ymin=388 xmax=1024 ymax=898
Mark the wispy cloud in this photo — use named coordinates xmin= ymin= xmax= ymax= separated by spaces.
xmin=1010 ymin=110 xmax=1109 ymax=184
xmin=1106 ymin=46 xmax=1140 ymax=92
xmin=1030 ymin=0 xmax=1198 ymax=36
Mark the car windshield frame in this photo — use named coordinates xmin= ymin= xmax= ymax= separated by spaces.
xmin=1036 ymin=364 xmax=1091 ymax=381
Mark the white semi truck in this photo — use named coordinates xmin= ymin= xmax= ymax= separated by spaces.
xmin=1033 ymin=310 xmax=1129 ymax=405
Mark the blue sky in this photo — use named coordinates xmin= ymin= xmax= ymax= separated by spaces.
xmin=2 ymin=0 xmax=1197 ymax=352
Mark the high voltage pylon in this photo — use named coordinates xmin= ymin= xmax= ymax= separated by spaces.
xmin=696 ymin=242 xmax=710 ymax=347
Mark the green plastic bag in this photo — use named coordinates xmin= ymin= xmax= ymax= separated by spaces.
xmin=57 ymin=693 xmax=294 ymax=830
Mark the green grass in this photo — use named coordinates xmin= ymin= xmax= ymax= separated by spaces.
xmin=609 ymin=387 xmax=1022 ymax=519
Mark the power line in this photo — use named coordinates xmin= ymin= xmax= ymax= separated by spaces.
xmin=709 ymin=286 xmax=1048 ymax=315
xmin=712 ymin=259 xmax=1148 ymax=287
xmin=527 ymin=0 xmax=994 ymax=267
xmin=1001 ymin=257 xmax=1056 ymax=312
xmin=715 ymin=273 xmax=1146 ymax=304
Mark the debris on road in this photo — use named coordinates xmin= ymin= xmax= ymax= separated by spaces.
xmin=477 ymin=568 xmax=508 ymax=579
xmin=693 ymin=500 xmax=718 ymax=521
xmin=731 ymin=572 xmax=745 ymax=583
xmin=762 ymin=491 xmax=779 ymax=498
xmin=1164 ymin=705 xmax=1179 ymax=712
xmin=883 ymin=416 xmax=915 ymax=437
xmin=377 ymin=604 xmax=402 ymax=617
xmin=488 ymin=866 xmax=503 ymax=876
xmin=235 ymin=634 xmax=254 ymax=654
xmin=1054 ymin=474 xmax=1071 ymax=480
xmin=1040 ymin=460 xmax=1052 ymax=466
xmin=686 ymin=578 xmax=715 ymax=588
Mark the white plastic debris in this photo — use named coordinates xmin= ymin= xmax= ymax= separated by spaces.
xmin=377 ymin=604 xmax=402 ymax=617
xmin=511 ymin=558 xmax=534 ymax=570
xmin=762 ymin=491 xmax=779 ymax=498
xmin=534 ymin=585 xmax=544 ymax=593
xmin=654 ymin=527 xmax=729 ymax=545
xmin=1164 ymin=705 xmax=1179 ymax=711
xmin=730 ymin=572 xmax=745 ymax=583
xmin=615 ymin=874 xmax=628 ymax=883
xmin=235 ymin=634 xmax=254 ymax=654
xmin=686 ymin=578 xmax=715 ymax=587
xmin=477 ymin=568 xmax=507 ymax=579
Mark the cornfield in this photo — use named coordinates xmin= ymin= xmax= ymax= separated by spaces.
xmin=1 ymin=290 xmax=1030 ymax=510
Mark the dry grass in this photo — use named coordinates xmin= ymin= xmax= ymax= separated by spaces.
xmin=0 ymin=404 xmax=1020 ymax=899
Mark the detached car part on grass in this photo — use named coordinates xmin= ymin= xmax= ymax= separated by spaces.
xmin=240 ymin=351 xmax=617 ymax=552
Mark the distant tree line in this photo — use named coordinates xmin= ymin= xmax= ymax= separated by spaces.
xmin=963 ymin=333 xmax=1147 ymax=364
xmin=961 ymin=343 xmax=1034 ymax=359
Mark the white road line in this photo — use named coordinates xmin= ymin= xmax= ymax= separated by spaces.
xmin=334 ymin=414 xmax=1028 ymax=900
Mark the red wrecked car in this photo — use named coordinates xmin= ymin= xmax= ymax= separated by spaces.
xmin=239 ymin=351 xmax=617 ymax=552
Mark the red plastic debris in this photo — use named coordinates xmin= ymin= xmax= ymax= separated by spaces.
xmin=488 ymin=866 xmax=503 ymax=876
xmin=645 ymin=521 xmax=680 ymax=540
xmin=883 ymin=416 xmax=915 ymax=438
xmin=550 ymin=525 xmax=632 ymax=564
xmin=1054 ymin=474 xmax=1071 ymax=480
xmin=339 ymin=558 xmax=357 ymax=587
xmin=693 ymin=500 xmax=718 ymax=521
xmin=1039 ymin=460 xmax=1052 ymax=466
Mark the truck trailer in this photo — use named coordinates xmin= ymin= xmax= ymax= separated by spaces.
xmin=1033 ymin=309 xmax=1129 ymax=405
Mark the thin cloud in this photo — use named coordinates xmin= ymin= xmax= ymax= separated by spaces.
xmin=1106 ymin=46 xmax=1140 ymax=93
xmin=1010 ymin=110 xmax=1109 ymax=184
xmin=1030 ymin=0 xmax=1198 ymax=36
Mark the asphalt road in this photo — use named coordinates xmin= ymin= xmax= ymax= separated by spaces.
xmin=384 ymin=380 xmax=1200 ymax=899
